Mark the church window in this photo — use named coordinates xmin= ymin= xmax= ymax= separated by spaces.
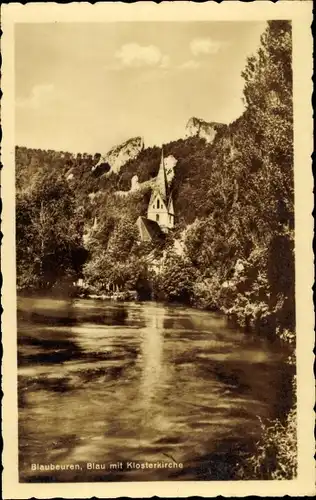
xmin=157 ymin=199 xmax=160 ymax=209
xmin=156 ymin=214 xmax=159 ymax=222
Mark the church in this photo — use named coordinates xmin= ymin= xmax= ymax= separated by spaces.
xmin=136 ymin=148 xmax=174 ymax=242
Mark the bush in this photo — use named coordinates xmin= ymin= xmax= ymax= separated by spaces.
xmin=192 ymin=275 xmax=222 ymax=311
xmin=154 ymin=253 xmax=200 ymax=304
xmin=237 ymin=406 xmax=297 ymax=480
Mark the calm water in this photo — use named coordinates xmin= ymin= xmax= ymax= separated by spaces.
xmin=18 ymin=297 xmax=290 ymax=482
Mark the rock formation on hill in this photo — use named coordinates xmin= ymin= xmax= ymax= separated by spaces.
xmin=92 ymin=136 xmax=144 ymax=175
xmin=185 ymin=117 xmax=226 ymax=144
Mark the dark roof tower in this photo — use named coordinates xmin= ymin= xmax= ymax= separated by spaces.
xmin=155 ymin=147 xmax=168 ymax=203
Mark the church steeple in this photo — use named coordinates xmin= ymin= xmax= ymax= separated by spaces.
xmin=145 ymin=146 xmax=174 ymax=233
xmin=155 ymin=147 xmax=168 ymax=202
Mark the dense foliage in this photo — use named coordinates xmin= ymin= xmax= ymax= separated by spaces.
xmin=16 ymin=166 xmax=87 ymax=291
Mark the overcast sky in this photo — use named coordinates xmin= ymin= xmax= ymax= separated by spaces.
xmin=15 ymin=21 xmax=267 ymax=154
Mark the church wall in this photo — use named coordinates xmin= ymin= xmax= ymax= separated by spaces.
xmin=147 ymin=207 xmax=171 ymax=228
xmin=147 ymin=193 xmax=173 ymax=229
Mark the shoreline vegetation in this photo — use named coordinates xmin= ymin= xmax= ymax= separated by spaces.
xmin=16 ymin=21 xmax=296 ymax=480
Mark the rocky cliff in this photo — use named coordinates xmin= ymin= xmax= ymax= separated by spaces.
xmin=185 ymin=117 xmax=226 ymax=144
xmin=115 ymin=153 xmax=177 ymax=197
xmin=93 ymin=136 xmax=144 ymax=175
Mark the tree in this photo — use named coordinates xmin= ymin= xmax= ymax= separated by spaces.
xmin=241 ymin=21 xmax=294 ymax=334
xmin=16 ymin=172 xmax=86 ymax=290
xmin=156 ymin=253 xmax=200 ymax=304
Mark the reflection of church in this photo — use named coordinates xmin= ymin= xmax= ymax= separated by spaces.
xmin=140 ymin=305 xmax=165 ymax=411
xmin=136 ymin=148 xmax=174 ymax=242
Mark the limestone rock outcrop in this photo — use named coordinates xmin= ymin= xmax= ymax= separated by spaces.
xmin=185 ymin=117 xmax=226 ymax=144
xmin=92 ymin=136 xmax=144 ymax=175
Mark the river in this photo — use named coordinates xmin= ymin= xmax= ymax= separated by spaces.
xmin=17 ymin=296 xmax=291 ymax=482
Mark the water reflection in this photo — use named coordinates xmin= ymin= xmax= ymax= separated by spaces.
xmin=139 ymin=306 xmax=166 ymax=425
xmin=17 ymin=297 xmax=289 ymax=482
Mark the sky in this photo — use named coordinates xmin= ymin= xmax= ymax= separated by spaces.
xmin=15 ymin=21 xmax=267 ymax=154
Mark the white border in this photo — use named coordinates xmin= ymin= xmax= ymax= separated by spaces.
xmin=1 ymin=2 xmax=314 ymax=498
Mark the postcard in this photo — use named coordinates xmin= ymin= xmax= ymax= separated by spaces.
xmin=1 ymin=1 xmax=314 ymax=498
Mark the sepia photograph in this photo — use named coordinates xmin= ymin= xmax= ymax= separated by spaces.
xmin=1 ymin=2 xmax=314 ymax=498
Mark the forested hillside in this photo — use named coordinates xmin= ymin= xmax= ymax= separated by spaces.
xmin=16 ymin=21 xmax=294 ymax=344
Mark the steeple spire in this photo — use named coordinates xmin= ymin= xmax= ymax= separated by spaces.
xmin=156 ymin=146 xmax=168 ymax=201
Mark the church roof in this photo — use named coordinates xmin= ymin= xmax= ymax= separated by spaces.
xmin=136 ymin=216 xmax=163 ymax=242
xmin=155 ymin=147 xmax=168 ymax=203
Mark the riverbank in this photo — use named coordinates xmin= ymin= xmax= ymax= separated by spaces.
xmin=17 ymin=284 xmax=139 ymax=302
xmin=18 ymin=282 xmax=295 ymax=347
xmin=79 ymin=290 xmax=138 ymax=302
